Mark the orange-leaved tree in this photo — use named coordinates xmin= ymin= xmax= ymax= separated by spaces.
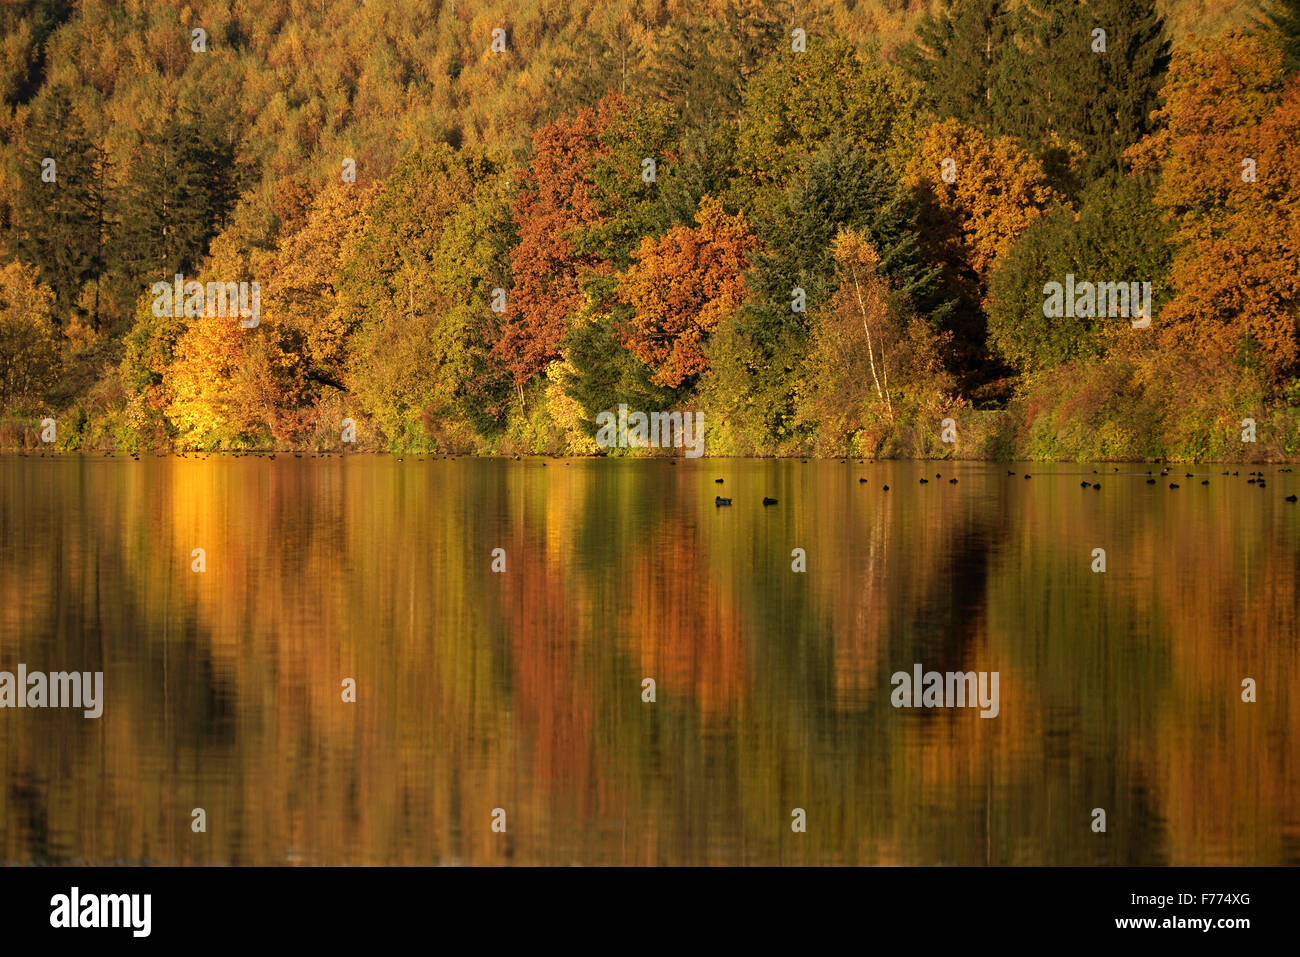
xmin=1127 ymin=34 xmax=1300 ymax=380
xmin=615 ymin=195 xmax=756 ymax=388
xmin=492 ymin=99 xmax=614 ymax=391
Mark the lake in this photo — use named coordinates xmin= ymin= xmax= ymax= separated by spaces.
xmin=1 ymin=454 xmax=1296 ymax=865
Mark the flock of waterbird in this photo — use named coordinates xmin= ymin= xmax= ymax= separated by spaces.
xmin=11 ymin=449 xmax=1298 ymax=504
xmin=711 ymin=461 xmax=1299 ymax=507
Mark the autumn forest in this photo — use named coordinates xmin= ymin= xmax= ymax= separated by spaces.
xmin=1 ymin=0 xmax=1299 ymax=460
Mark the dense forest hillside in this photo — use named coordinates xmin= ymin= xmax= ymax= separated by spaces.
xmin=0 ymin=0 xmax=1296 ymax=459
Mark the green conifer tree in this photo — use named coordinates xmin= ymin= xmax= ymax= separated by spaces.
xmin=899 ymin=0 xmax=1012 ymax=130
xmin=992 ymin=0 xmax=1169 ymax=196
xmin=13 ymin=87 xmax=102 ymax=324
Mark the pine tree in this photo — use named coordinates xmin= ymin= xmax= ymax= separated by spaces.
xmin=13 ymin=87 xmax=101 ymax=324
xmin=117 ymin=112 xmax=239 ymax=282
xmin=899 ymin=0 xmax=1012 ymax=130
xmin=992 ymin=0 xmax=1169 ymax=195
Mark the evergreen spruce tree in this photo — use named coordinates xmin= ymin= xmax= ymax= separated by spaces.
xmin=992 ymin=0 xmax=1169 ymax=196
xmin=899 ymin=0 xmax=1012 ymax=130
xmin=750 ymin=140 xmax=951 ymax=343
xmin=117 ymin=112 xmax=239 ymax=282
xmin=14 ymin=87 xmax=102 ymax=324
xmin=559 ymin=304 xmax=683 ymax=425
xmin=1102 ymin=0 xmax=1170 ymax=165
xmin=79 ymin=139 xmax=114 ymax=331
xmin=724 ymin=140 xmax=955 ymax=450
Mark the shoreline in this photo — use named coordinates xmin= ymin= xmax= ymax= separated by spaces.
xmin=4 ymin=449 xmax=1299 ymax=466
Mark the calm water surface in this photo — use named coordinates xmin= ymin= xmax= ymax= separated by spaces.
xmin=1 ymin=455 xmax=1297 ymax=865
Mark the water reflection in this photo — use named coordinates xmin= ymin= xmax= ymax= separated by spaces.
xmin=0 ymin=455 xmax=1296 ymax=865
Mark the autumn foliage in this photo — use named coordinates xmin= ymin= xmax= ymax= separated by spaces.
xmin=906 ymin=119 xmax=1061 ymax=283
xmin=616 ymin=196 xmax=756 ymax=388
xmin=1 ymin=1 xmax=1297 ymax=459
xmin=494 ymin=100 xmax=615 ymax=388
xmin=1129 ymin=34 xmax=1300 ymax=381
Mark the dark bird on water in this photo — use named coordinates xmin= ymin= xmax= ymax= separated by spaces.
xmin=1024 ymin=474 xmax=1031 ymax=480
xmin=1202 ymin=480 xmax=1210 ymax=485
xmin=762 ymin=496 xmax=778 ymax=506
xmin=919 ymin=478 xmax=929 ymax=484
xmin=1092 ymin=483 xmax=1101 ymax=490
xmin=859 ymin=477 xmax=868 ymax=483
xmin=882 ymin=485 xmax=890 ymax=491
xmin=715 ymin=478 xmax=724 ymax=483
xmin=949 ymin=478 xmax=958 ymax=484
xmin=715 ymin=496 xmax=732 ymax=507
xmin=1286 ymin=494 xmax=1297 ymax=503
xmin=1169 ymin=483 xmax=1180 ymax=489
xmin=1081 ymin=481 xmax=1091 ymax=488
xmin=1146 ymin=478 xmax=1156 ymax=484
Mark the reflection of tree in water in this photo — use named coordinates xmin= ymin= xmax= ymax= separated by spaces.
xmin=0 ymin=459 xmax=1296 ymax=865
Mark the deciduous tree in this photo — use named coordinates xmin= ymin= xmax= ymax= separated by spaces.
xmin=616 ymin=195 xmax=756 ymax=388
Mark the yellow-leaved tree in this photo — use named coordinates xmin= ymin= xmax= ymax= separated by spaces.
xmin=795 ymin=229 xmax=954 ymax=455
xmin=0 ymin=261 xmax=59 ymax=415
xmin=905 ymin=118 xmax=1062 ymax=286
